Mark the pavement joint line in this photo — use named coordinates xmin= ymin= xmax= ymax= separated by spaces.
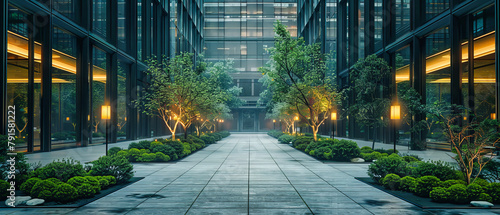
xmin=262 ymin=134 xmax=376 ymax=215
xmin=184 ymin=136 xmax=243 ymax=215
xmin=119 ymin=137 xmax=231 ymax=215
xmin=247 ymin=137 xmax=251 ymax=214
xmin=255 ymin=134 xmax=315 ymax=215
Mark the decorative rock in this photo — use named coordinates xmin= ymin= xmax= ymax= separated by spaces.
xmin=26 ymin=199 xmax=45 ymax=206
xmin=470 ymin=201 xmax=494 ymax=208
xmin=351 ymin=158 xmax=365 ymax=163
xmin=5 ymin=196 xmax=31 ymax=206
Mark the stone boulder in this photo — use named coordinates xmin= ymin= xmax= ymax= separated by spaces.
xmin=26 ymin=198 xmax=45 ymax=206
xmin=351 ymin=158 xmax=365 ymax=163
xmin=470 ymin=201 xmax=494 ymax=208
xmin=5 ymin=196 xmax=31 ymax=206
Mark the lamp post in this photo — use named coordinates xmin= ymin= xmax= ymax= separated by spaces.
xmin=294 ymin=116 xmax=299 ymax=134
xmin=273 ymin=120 xmax=276 ymax=130
xmin=331 ymin=112 xmax=337 ymax=139
xmin=390 ymin=103 xmax=401 ymax=152
xmin=101 ymin=105 xmax=111 ymax=156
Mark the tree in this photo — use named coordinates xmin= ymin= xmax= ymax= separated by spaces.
xmin=427 ymin=103 xmax=500 ymax=184
xmin=136 ymin=53 xmax=212 ymax=140
xmin=265 ymin=102 xmax=296 ymax=133
xmin=344 ymin=54 xmax=391 ymax=149
xmin=261 ymin=21 xmax=339 ymax=141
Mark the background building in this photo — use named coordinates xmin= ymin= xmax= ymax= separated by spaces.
xmin=299 ymin=0 xmax=499 ymax=150
xmin=0 ymin=0 xmax=203 ymax=152
xmin=203 ymin=0 xmax=297 ymax=132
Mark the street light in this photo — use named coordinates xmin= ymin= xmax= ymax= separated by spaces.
xmin=491 ymin=113 xmax=497 ymax=120
xmin=273 ymin=119 xmax=276 ymax=130
xmin=390 ymin=103 xmax=401 ymax=152
xmin=101 ymin=105 xmax=111 ymax=156
xmin=331 ymin=111 xmax=337 ymax=139
xmin=294 ymin=116 xmax=299 ymax=134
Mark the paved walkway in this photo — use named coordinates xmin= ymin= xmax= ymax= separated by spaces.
xmin=3 ymin=134 xmax=499 ymax=214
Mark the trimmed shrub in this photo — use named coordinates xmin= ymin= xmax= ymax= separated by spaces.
xmin=0 ymin=180 xmax=9 ymax=200
xmin=268 ymin=130 xmax=284 ymax=138
xmin=400 ymin=176 xmax=416 ymax=192
xmin=67 ymin=176 xmax=88 ymax=188
xmin=84 ymin=176 xmax=101 ymax=194
xmin=116 ymin=150 xmax=128 ymax=157
xmin=382 ymin=174 xmax=401 ymax=190
xmin=149 ymin=141 xmax=163 ymax=148
xmin=30 ymin=158 xmax=86 ymax=182
xmin=402 ymin=156 xmax=420 ymax=163
xmin=361 ymin=151 xmax=383 ymax=162
xmin=77 ymin=183 xmax=95 ymax=198
xmin=305 ymin=139 xmax=336 ymax=154
xmin=430 ymin=187 xmax=450 ymax=203
xmin=295 ymin=144 xmax=308 ymax=151
xmin=440 ymin=180 xmax=466 ymax=188
xmin=278 ymin=134 xmax=295 ymax=144
xmin=466 ymin=183 xmax=484 ymax=200
xmin=128 ymin=141 xmax=151 ymax=150
xmin=484 ymin=183 xmax=500 ymax=203
xmin=54 ymin=183 xmax=77 ymax=203
xmin=412 ymin=161 xmax=457 ymax=181
xmin=126 ymin=148 xmax=141 ymax=162
xmin=45 ymin=178 xmax=63 ymax=185
xmin=164 ymin=140 xmax=185 ymax=156
xmin=331 ymin=139 xmax=360 ymax=161
xmin=448 ymin=184 xmax=468 ymax=204
xmin=188 ymin=135 xmax=205 ymax=147
xmin=478 ymin=193 xmax=493 ymax=203
xmin=471 ymin=178 xmax=489 ymax=187
xmin=150 ymin=144 xmax=177 ymax=160
xmin=292 ymin=136 xmax=314 ymax=148
xmin=20 ymin=177 xmax=41 ymax=195
xmin=90 ymin=155 xmax=134 ymax=184
xmin=108 ymin=147 xmax=122 ymax=156
xmin=138 ymin=153 xmax=156 ymax=162
xmin=31 ymin=180 xmax=57 ymax=199
xmin=414 ymin=176 xmax=441 ymax=197
xmin=154 ymin=152 xmax=170 ymax=162
xmin=98 ymin=178 xmax=110 ymax=189
xmin=200 ymin=135 xmax=216 ymax=144
xmin=368 ymin=154 xmax=409 ymax=182
xmin=38 ymin=190 xmax=54 ymax=202
xmin=360 ymin=146 xmax=374 ymax=153
xmin=314 ymin=147 xmax=332 ymax=160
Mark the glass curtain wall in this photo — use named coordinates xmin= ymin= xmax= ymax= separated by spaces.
xmin=395 ymin=46 xmax=411 ymax=146
xmin=117 ymin=60 xmax=129 ymax=140
xmin=91 ymin=47 xmax=107 ymax=144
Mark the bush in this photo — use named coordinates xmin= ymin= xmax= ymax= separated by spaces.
xmin=98 ymin=178 xmax=110 ymax=189
xmin=278 ymin=134 xmax=295 ymax=144
xmin=331 ymin=139 xmax=360 ymax=161
xmin=150 ymin=144 xmax=177 ymax=160
xmin=402 ymin=156 xmax=420 ymax=163
xmin=164 ymin=140 xmax=184 ymax=156
xmin=430 ymin=187 xmax=450 ymax=203
xmin=54 ymin=183 xmax=77 ymax=203
xmin=45 ymin=178 xmax=63 ymax=185
xmin=267 ymin=130 xmax=284 ymax=138
xmin=84 ymin=176 xmax=101 ymax=194
xmin=38 ymin=190 xmax=54 ymax=202
xmin=412 ymin=161 xmax=457 ymax=181
xmin=149 ymin=141 xmax=163 ymax=148
xmin=295 ymin=144 xmax=308 ymax=151
xmin=90 ymin=155 xmax=134 ymax=184
xmin=440 ymin=179 xmax=466 ymax=188
xmin=188 ymin=135 xmax=205 ymax=148
xmin=292 ymin=136 xmax=314 ymax=148
xmin=314 ymin=147 xmax=332 ymax=160
xmin=448 ymin=184 xmax=468 ymax=204
xmin=305 ymin=139 xmax=336 ymax=154
xmin=31 ymin=180 xmax=57 ymax=199
xmin=361 ymin=151 xmax=383 ymax=162
xmin=471 ymin=178 xmax=489 ymax=187
xmin=360 ymin=146 xmax=374 ymax=153
xmin=138 ymin=153 xmax=156 ymax=162
xmin=128 ymin=140 xmax=151 ymax=150
xmin=0 ymin=180 xmax=9 ymax=200
xmin=108 ymin=147 xmax=122 ymax=156
xmin=20 ymin=177 xmax=41 ymax=195
xmin=30 ymin=158 xmax=86 ymax=182
xmin=478 ymin=193 xmax=493 ymax=203
xmin=382 ymin=174 xmax=401 ymax=190
xmin=481 ymin=159 xmax=500 ymax=182
xmin=154 ymin=152 xmax=170 ymax=162
xmin=414 ymin=176 xmax=441 ymax=197
xmin=466 ymin=183 xmax=484 ymax=200
xmin=103 ymin=176 xmax=116 ymax=185
xmin=368 ymin=154 xmax=409 ymax=182
xmin=67 ymin=176 xmax=88 ymax=188
xmin=200 ymin=135 xmax=216 ymax=144
xmin=77 ymin=183 xmax=96 ymax=198
xmin=484 ymin=183 xmax=500 ymax=203
xmin=400 ymin=176 xmax=416 ymax=192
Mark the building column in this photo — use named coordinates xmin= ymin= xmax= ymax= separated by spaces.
xmin=40 ymin=15 xmax=53 ymax=152
xmin=0 ymin=0 xmax=7 ymax=135
xmin=496 ymin=0 xmax=500 ymax=120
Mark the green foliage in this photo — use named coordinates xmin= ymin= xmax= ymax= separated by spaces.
xmin=268 ymin=130 xmax=284 ymax=138
xmin=331 ymin=139 xmax=360 ymax=161
xmin=481 ymin=159 xmax=500 ymax=182
xmin=305 ymin=138 xmax=336 ymax=154
xmin=414 ymin=176 xmax=441 ymax=197
xmin=150 ymin=144 xmax=177 ymax=160
xmin=466 ymin=183 xmax=484 ymax=200
xmin=278 ymin=134 xmax=296 ymax=144
xmin=448 ymin=184 xmax=468 ymax=204
xmin=103 ymin=176 xmax=116 ymax=185
xmin=430 ymin=187 xmax=450 ymax=203
xmin=155 ymin=152 xmax=170 ymax=162
xmin=0 ymin=180 xmax=9 ymax=200
xmin=29 ymin=158 xmax=86 ymax=182
xmin=314 ymin=147 xmax=332 ymax=160
xmin=292 ymin=136 xmax=314 ymax=148
xmin=478 ymin=193 xmax=493 ymax=203
xmin=20 ymin=177 xmax=41 ymax=195
xmin=471 ymin=178 xmax=489 ymax=187
xmin=54 ymin=183 xmax=77 ymax=203
xmin=400 ymin=176 xmax=416 ymax=192
xmin=382 ymin=174 xmax=401 ymax=191
xmin=484 ymin=183 xmax=500 ymax=203
xmin=402 ymin=156 xmax=420 ymax=163
xmin=368 ymin=154 xmax=409 ymax=182
xmin=38 ymin=190 xmax=54 ymax=202
xmin=138 ymin=153 xmax=156 ymax=162
xmin=45 ymin=178 xmax=62 ymax=185
xmin=84 ymin=176 xmax=101 ymax=194
xmin=98 ymin=178 xmax=110 ymax=189
xmin=67 ymin=176 xmax=88 ymax=188
xmin=412 ymin=160 xmax=457 ymax=181
xmin=128 ymin=140 xmax=151 ymax=150
xmin=108 ymin=147 xmax=122 ymax=156
xmin=361 ymin=151 xmax=384 ymax=162
xmin=90 ymin=155 xmax=134 ymax=184
xmin=360 ymin=146 xmax=374 ymax=153
xmin=440 ymin=180 xmax=467 ymax=188
xmin=30 ymin=180 xmax=57 ymax=199
xmin=77 ymin=183 xmax=96 ymax=198
xmin=200 ymin=135 xmax=216 ymax=144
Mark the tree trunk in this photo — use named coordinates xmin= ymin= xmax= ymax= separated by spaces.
xmin=184 ymin=127 xmax=188 ymax=139
xmin=372 ymin=126 xmax=376 ymax=149
xmin=312 ymin=126 xmax=318 ymax=142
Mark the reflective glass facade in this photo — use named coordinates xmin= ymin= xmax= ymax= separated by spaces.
xmin=1 ymin=0 xmax=203 ymax=152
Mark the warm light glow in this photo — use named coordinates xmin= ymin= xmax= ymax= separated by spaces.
xmin=391 ymin=105 xmax=401 ymax=120
xmin=331 ymin=112 xmax=337 ymax=121
xmin=66 ymin=117 xmax=70 ymax=121
xmin=273 ymin=120 xmax=276 ymax=123
xmin=463 ymin=116 xmax=467 ymax=121
xmin=101 ymin=106 xmax=111 ymax=120
xmin=294 ymin=116 xmax=299 ymax=121
xmin=491 ymin=113 xmax=497 ymax=120
xmin=124 ymin=117 xmax=127 ymax=121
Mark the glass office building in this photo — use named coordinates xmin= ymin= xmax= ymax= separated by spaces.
xmin=204 ymin=0 xmax=297 ymax=131
xmin=299 ymin=0 xmax=499 ymax=150
xmin=1 ymin=0 xmax=203 ymax=152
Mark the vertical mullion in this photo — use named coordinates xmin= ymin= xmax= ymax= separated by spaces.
xmin=0 ymin=0 xmax=7 ymax=135
xmin=468 ymin=14 xmax=474 ymax=113
xmin=450 ymin=15 xmax=462 ymax=107
xmin=27 ymin=15 xmax=35 ymax=152
xmin=495 ymin=0 xmax=499 ymax=121
xmin=41 ymin=16 xmax=53 ymax=152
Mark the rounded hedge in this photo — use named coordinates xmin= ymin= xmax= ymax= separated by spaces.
xmin=331 ymin=140 xmax=360 ymax=161
xmin=278 ymin=134 xmax=295 ymax=144
xmin=414 ymin=176 xmax=441 ymax=197
xmin=54 ymin=183 xmax=77 ymax=203
xmin=67 ymin=176 xmax=89 ymax=188
xmin=20 ymin=177 xmax=41 ymax=195
xmin=77 ymin=183 xmax=96 ymax=198
xmin=466 ymin=183 xmax=483 ymax=201
xmin=90 ymin=155 xmax=134 ymax=184
xmin=448 ymin=184 xmax=468 ymax=204
xmin=430 ymin=187 xmax=449 ymax=203
xmin=0 ymin=180 xmax=10 ymax=200
xmin=485 ymin=183 xmax=500 ymax=203
xmin=400 ymin=176 xmax=416 ymax=192
xmin=382 ymin=174 xmax=401 ymax=191
xmin=31 ymin=180 xmax=57 ymax=199
xmin=84 ymin=176 xmax=101 ymax=194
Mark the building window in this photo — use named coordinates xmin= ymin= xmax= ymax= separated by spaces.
xmin=118 ymin=0 xmax=130 ymax=52
xmin=117 ymin=60 xmax=129 ymax=141
xmin=53 ymin=0 xmax=81 ymax=23
xmin=91 ymin=47 xmax=107 ymax=144
xmin=395 ymin=46 xmax=411 ymax=145
xmin=425 ymin=0 xmax=449 ymax=21
xmin=394 ymin=0 xmax=410 ymax=38
xmin=93 ymin=0 xmax=108 ymax=39
xmin=373 ymin=0 xmax=383 ymax=51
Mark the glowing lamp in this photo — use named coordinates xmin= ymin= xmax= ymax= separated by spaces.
xmin=125 ymin=117 xmax=127 ymax=121
xmin=331 ymin=112 xmax=337 ymax=121
xmin=66 ymin=117 xmax=70 ymax=121
xmin=491 ymin=113 xmax=496 ymax=120
xmin=273 ymin=120 xmax=276 ymax=123
xmin=294 ymin=116 xmax=299 ymax=121
xmin=101 ymin=106 xmax=111 ymax=120
xmin=390 ymin=105 xmax=401 ymax=120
